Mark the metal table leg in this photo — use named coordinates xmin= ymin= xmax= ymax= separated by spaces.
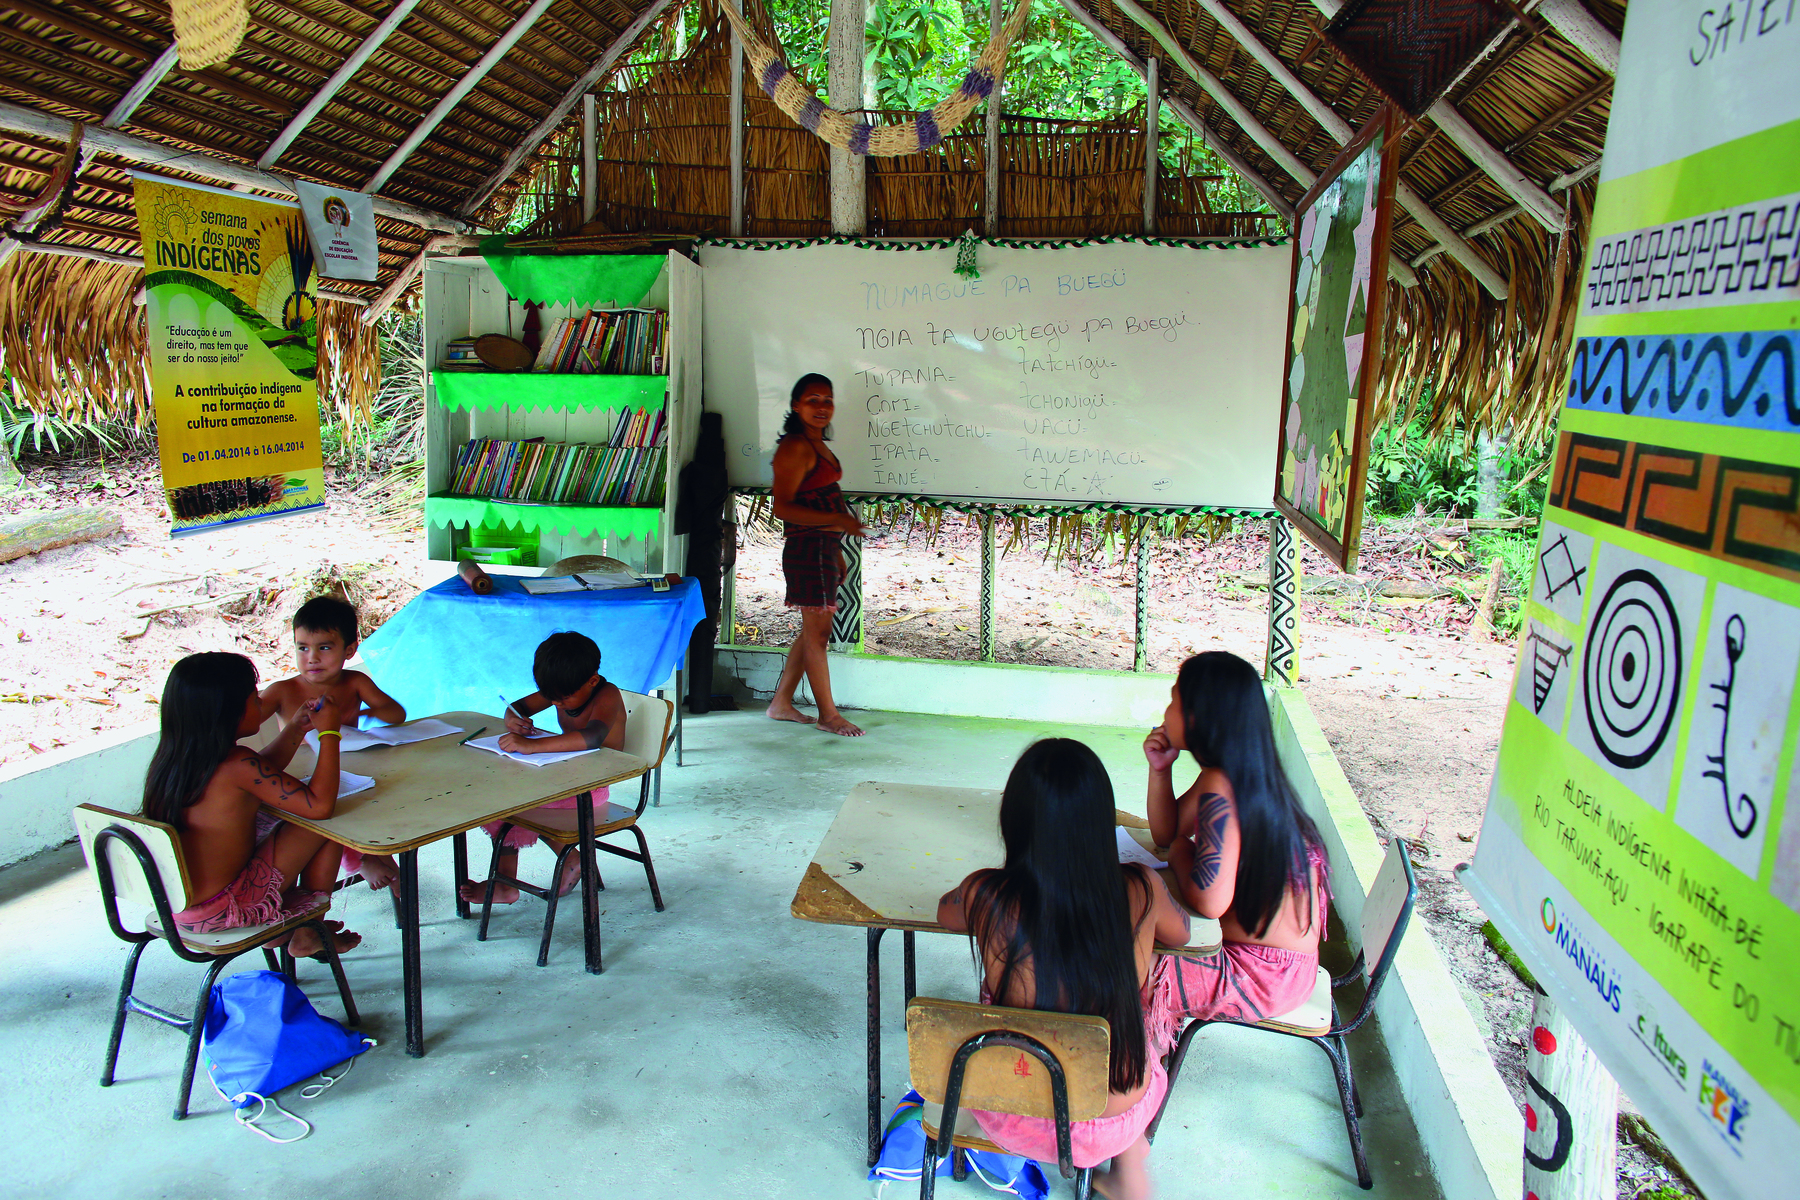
xmin=400 ymin=848 xmax=424 ymax=1057
xmin=866 ymin=926 xmax=886 ymax=1167
xmin=578 ymin=789 xmax=603 ymax=974
xmin=903 ymin=930 xmax=916 ymax=1005
xmin=675 ymin=665 xmax=684 ymax=766
xmin=452 ymin=832 xmax=470 ymax=920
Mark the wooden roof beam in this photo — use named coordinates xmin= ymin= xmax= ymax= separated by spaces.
xmin=1536 ymin=0 xmax=1619 ymax=75
xmin=0 ymin=98 xmax=479 ymax=233
xmin=1110 ymin=0 xmax=1476 ymax=292
xmin=459 ymin=0 xmax=674 ymax=218
xmin=259 ymin=0 xmax=423 ymax=169
xmin=102 ymin=42 xmax=179 ymax=127
xmin=365 ymin=0 xmax=557 ymax=195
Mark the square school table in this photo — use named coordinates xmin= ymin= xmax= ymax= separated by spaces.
xmin=790 ymin=780 xmax=1223 ymax=1165
xmin=358 ymin=575 xmax=707 ymax=718
xmin=277 ymin=712 xmax=651 ymax=1056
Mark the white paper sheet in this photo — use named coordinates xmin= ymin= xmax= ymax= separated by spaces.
xmin=461 ymin=733 xmax=597 ymax=766
xmin=306 ymin=718 xmax=463 ymax=753
xmin=299 ymin=769 xmax=375 ymax=799
xmin=518 ymin=572 xmax=644 ymax=594
xmin=1115 ymin=826 xmax=1168 ymax=869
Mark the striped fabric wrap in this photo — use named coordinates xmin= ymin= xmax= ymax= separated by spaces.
xmin=718 ymin=0 xmax=1031 ymax=156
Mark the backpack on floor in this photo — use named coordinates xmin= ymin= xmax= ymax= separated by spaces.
xmin=869 ymin=1090 xmax=1051 ymax=1200
xmin=202 ymin=970 xmax=374 ymax=1142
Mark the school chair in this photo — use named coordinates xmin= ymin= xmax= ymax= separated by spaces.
xmin=472 ymin=689 xmax=674 ymax=966
xmin=1147 ymin=835 xmax=1417 ymax=1190
xmin=907 ymin=997 xmax=1113 ymax=1199
xmin=72 ymin=804 xmax=359 ymax=1120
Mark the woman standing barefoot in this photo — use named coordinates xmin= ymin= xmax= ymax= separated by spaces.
xmin=767 ymin=374 xmax=865 ymax=737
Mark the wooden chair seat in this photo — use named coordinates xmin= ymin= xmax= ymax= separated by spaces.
xmin=144 ymin=898 xmax=333 ymax=957
xmin=509 ymin=801 xmax=640 ymax=841
xmin=1253 ymin=964 xmax=1333 ymax=1036
xmin=919 ymin=1101 xmax=1005 ymax=1154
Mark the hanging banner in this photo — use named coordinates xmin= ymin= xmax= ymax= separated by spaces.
xmin=133 ymin=175 xmax=325 ymax=534
xmin=294 ymin=179 xmax=378 ymax=282
xmin=1459 ymin=3 xmax=1800 ymax=1198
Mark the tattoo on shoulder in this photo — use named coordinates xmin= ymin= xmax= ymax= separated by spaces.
xmin=1191 ymin=792 xmax=1232 ymax=892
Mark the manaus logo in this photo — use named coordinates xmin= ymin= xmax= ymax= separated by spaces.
xmin=1697 ymin=1060 xmax=1750 ymax=1145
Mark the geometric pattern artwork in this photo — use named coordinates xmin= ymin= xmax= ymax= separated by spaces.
xmin=1515 ymin=618 xmax=1576 ymax=732
xmin=1566 ymin=544 xmax=1707 ymax=811
xmin=1583 ymin=190 xmax=1800 ymax=317
xmin=1547 ymin=431 xmax=1800 ymax=585
xmin=1561 ymin=331 xmax=1799 ymax=433
xmin=1265 ymin=515 xmax=1299 ymax=686
xmin=1534 ymin=520 xmax=1596 ymax=625
xmin=1324 ymin=0 xmax=1511 ymax=117
xmin=830 ymin=506 xmax=863 ymax=649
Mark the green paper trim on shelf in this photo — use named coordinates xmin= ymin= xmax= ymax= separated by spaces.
xmin=478 ymin=246 xmax=667 ymax=308
xmin=426 ymin=495 xmax=662 ymax=541
xmin=731 ymin=487 xmax=1274 ymax=520
xmin=695 ymin=232 xmax=1289 ymax=253
xmin=432 ymin=371 xmax=666 ymax=413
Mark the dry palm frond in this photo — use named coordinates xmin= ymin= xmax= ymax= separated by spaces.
xmin=0 ymin=255 xmax=149 ymax=426
xmin=316 ymin=298 xmax=381 ymax=434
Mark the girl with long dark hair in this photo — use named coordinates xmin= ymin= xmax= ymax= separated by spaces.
xmin=766 ymin=372 xmax=866 ymax=736
xmin=1145 ymin=651 xmax=1329 ymax=1022
xmin=142 ymin=653 xmax=359 ymax=957
xmin=939 ymin=739 xmax=1189 ymax=1199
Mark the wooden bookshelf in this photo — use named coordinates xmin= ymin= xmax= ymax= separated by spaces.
xmin=419 ymin=251 xmax=700 ymax=572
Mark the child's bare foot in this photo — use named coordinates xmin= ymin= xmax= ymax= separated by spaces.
xmin=360 ymin=855 xmax=400 ymax=891
xmin=286 ymin=925 xmax=361 ymax=960
xmin=459 ymin=878 xmax=520 ymax=905
xmin=767 ymin=701 xmax=817 ymax=724
xmin=817 ymin=714 xmax=864 ymax=737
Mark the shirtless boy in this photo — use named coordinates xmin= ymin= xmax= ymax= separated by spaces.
xmin=260 ymin=595 xmax=406 ymax=887
xmin=459 ymin=631 xmax=627 ymax=905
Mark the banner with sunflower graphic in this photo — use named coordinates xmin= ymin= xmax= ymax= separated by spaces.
xmin=132 ymin=174 xmax=325 ymax=535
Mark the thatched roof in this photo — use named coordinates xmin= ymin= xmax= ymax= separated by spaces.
xmin=0 ymin=0 xmax=1621 ymax=436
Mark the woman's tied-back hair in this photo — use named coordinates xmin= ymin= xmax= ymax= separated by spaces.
xmin=781 ymin=372 xmax=834 ymax=440
xmin=142 ymin=653 xmax=260 ymax=829
xmin=293 ymin=594 xmax=359 ymax=647
xmin=533 ymin=630 xmax=602 ymax=701
xmin=966 ymin=738 xmax=1150 ymax=1093
xmin=1175 ymin=651 xmax=1325 ymax=938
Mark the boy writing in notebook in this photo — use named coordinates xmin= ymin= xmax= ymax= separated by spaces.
xmin=459 ymin=631 xmax=627 ymax=904
xmin=260 ymin=595 xmax=407 ymax=888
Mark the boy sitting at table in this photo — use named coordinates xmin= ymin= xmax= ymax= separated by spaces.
xmin=259 ymin=595 xmax=407 ymax=889
xmin=459 ymin=630 xmax=627 ymax=905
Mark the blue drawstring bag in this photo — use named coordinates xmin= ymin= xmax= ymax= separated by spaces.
xmin=869 ymin=1090 xmax=1051 ymax=1200
xmin=202 ymin=970 xmax=374 ymax=1142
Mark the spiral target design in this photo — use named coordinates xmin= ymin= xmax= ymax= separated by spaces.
xmin=1583 ymin=569 xmax=1682 ymax=769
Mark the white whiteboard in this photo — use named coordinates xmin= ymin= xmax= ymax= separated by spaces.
xmin=699 ymin=240 xmax=1289 ymax=509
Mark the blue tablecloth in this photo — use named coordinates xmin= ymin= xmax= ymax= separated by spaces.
xmin=359 ymin=574 xmax=706 ymax=716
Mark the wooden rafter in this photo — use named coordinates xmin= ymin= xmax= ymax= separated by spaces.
xmin=258 ymin=0 xmax=423 ymax=169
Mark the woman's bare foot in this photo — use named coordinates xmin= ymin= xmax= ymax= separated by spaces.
xmin=459 ymin=878 xmax=521 ymax=905
xmin=360 ymin=855 xmax=400 ymax=891
xmin=286 ymin=925 xmax=361 ymax=959
xmin=817 ymin=714 xmax=864 ymax=737
xmin=766 ymin=701 xmax=817 ymax=724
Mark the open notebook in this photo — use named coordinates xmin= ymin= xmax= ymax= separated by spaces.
xmin=519 ymin=573 xmax=645 ymax=595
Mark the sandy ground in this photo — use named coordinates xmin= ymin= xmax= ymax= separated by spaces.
xmin=1 ymin=457 xmax=1692 ymax=1195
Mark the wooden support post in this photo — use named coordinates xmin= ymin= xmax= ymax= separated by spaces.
xmin=983 ymin=0 xmax=1002 ymax=236
xmin=581 ymin=93 xmax=597 ymax=225
xmin=828 ymin=0 xmax=867 ymax=235
xmin=831 ymin=502 xmax=864 ymax=651
xmin=1143 ymin=57 xmax=1158 ymax=236
xmin=1265 ymin=515 xmax=1298 ymax=685
xmin=980 ymin=510 xmax=997 ymax=662
xmin=1134 ymin=517 xmax=1152 ymax=671
xmin=729 ymin=28 xmax=745 ymax=237
xmin=1523 ymin=987 xmax=1618 ymax=1198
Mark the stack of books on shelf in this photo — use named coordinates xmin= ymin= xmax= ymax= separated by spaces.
xmin=449 ymin=408 xmax=668 ymax=507
xmin=440 ymin=337 xmax=483 ymax=370
xmin=532 ymin=309 xmax=668 ymax=375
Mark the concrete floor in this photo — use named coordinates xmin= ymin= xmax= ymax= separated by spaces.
xmin=1 ymin=709 xmax=1442 ymax=1199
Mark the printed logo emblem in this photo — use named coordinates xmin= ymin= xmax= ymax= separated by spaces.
xmin=1697 ymin=1060 xmax=1749 ymax=1145
xmin=1539 ymin=898 xmax=1623 ymax=1013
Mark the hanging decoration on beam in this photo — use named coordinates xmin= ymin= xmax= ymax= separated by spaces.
xmin=715 ymin=0 xmax=1031 ymax=155
xmin=170 ymin=0 xmax=248 ymax=70
xmin=1324 ymin=0 xmax=1511 ymax=117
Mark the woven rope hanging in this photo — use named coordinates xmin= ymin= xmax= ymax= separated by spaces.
xmin=717 ymin=0 xmax=1032 ymax=155
xmin=171 ymin=0 xmax=247 ymax=69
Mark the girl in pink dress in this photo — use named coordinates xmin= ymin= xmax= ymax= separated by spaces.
xmin=938 ymin=739 xmax=1190 ymax=1199
xmin=1145 ymin=652 xmax=1330 ymax=1025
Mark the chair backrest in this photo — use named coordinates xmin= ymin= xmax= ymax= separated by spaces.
xmin=72 ymin=803 xmax=191 ymax=915
xmin=1358 ymin=836 xmax=1417 ymax=987
xmin=617 ymin=689 xmax=674 ymax=769
xmin=907 ymin=997 xmax=1110 ymax=1122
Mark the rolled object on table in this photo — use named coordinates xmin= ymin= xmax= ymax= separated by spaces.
xmin=458 ymin=558 xmax=494 ymax=594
